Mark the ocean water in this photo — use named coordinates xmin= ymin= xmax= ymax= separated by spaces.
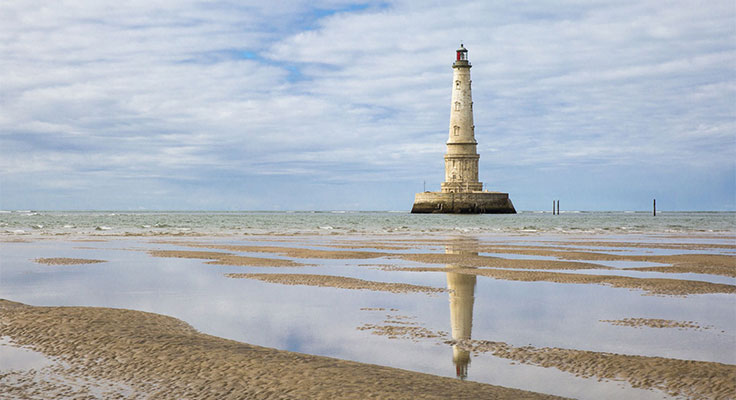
xmin=1 ymin=210 xmax=734 ymax=236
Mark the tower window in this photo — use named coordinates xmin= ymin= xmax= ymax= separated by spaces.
xmin=455 ymin=80 xmax=460 ymax=89
xmin=453 ymin=126 xmax=460 ymax=136
xmin=454 ymin=102 xmax=461 ymax=111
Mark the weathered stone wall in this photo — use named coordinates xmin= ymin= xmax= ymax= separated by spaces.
xmin=411 ymin=192 xmax=516 ymax=214
xmin=442 ymin=58 xmax=480 ymax=193
xmin=447 ymin=61 xmax=475 ymax=148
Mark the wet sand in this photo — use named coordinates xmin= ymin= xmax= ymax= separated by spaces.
xmin=358 ymin=321 xmax=736 ymax=399
xmin=472 ymin=245 xmax=736 ymax=277
xmin=3 ymin=234 xmax=735 ymax=398
xmin=453 ymin=339 xmax=736 ymax=399
xmin=155 ymin=242 xmax=386 ymax=259
xmin=555 ymin=240 xmax=736 ymax=251
xmin=226 ymin=273 xmax=446 ymax=295
xmin=600 ymin=318 xmax=711 ymax=330
xmin=396 ymin=252 xmax=612 ymax=270
xmin=328 ymin=238 xmax=736 ymax=276
xmin=157 ymin=239 xmax=736 ymax=277
xmin=34 ymin=257 xmax=107 ymax=266
xmin=0 ymin=299 xmax=561 ymax=400
xmin=148 ymin=249 xmax=309 ymax=267
xmin=384 ymin=265 xmax=736 ymax=296
xmin=149 ymin=239 xmax=735 ymax=296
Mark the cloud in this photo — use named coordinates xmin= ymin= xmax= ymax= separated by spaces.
xmin=0 ymin=0 xmax=734 ymax=210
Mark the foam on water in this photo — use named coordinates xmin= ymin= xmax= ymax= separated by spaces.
xmin=0 ymin=211 xmax=734 ymax=237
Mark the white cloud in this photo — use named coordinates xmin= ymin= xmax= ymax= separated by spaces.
xmin=0 ymin=0 xmax=733 ymax=210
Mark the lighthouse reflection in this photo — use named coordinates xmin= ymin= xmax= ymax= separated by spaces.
xmin=445 ymin=238 xmax=478 ymax=380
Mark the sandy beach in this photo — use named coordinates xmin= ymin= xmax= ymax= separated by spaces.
xmin=0 ymin=299 xmax=559 ymax=400
xmin=2 ymin=231 xmax=735 ymax=399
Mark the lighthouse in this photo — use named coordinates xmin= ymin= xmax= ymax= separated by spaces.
xmin=411 ymin=45 xmax=516 ymax=213
xmin=442 ymin=44 xmax=482 ymax=193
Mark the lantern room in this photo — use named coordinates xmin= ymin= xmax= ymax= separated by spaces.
xmin=456 ymin=44 xmax=468 ymax=61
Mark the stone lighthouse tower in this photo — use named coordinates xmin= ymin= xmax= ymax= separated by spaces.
xmin=442 ymin=44 xmax=482 ymax=193
xmin=411 ymin=45 xmax=516 ymax=213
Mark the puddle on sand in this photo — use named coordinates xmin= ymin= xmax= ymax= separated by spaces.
xmin=0 ymin=337 xmax=54 ymax=370
xmin=0 ymin=337 xmax=136 ymax=399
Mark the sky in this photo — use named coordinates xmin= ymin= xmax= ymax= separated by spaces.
xmin=1 ymin=0 xmax=734 ymax=211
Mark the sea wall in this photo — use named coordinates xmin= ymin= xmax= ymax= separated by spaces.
xmin=411 ymin=192 xmax=516 ymax=214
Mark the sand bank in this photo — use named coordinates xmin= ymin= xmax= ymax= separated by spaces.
xmin=599 ymin=318 xmax=711 ymax=330
xmin=33 ymin=257 xmax=106 ymax=266
xmin=0 ymin=299 xmax=561 ymax=400
xmin=152 ymin=239 xmax=736 ymax=277
xmin=358 ymin=323 xmax=447 ymax=341
xmin=146 ymin=239 xmax=735 ymax=294
xmin=327 ymin=242 xmax=416 ymax=250
xmin=358 ymin=322 xmax=735 ymax=399
xmin=148 ymin=249 xmax=308 ymax=267
xmin=385 ymin=266 xmax=736 ymax=296
xmin=556 ymin=240 xmax=736 ymax=251
xmin=226 ymin=273 xmax=445 ymax=295
xmin=155 ymin=241 xmax=386 ymax=260
xmin=357 ymin=311 xmax=448 ymax=341
xmin=474 ymin=245 xmax=736 ymax=277
xmin=453 ymin=339 xmax=736 ymax=399
xmin=155 ymin=240 xmax=614 ymax=270
xmin=625 ymin=254 xmax=735 ymax=277
xmin=395 ymin=252 xmax=611 ymax=270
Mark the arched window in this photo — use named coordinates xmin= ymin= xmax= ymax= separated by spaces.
xmin=453 ymin=126 xmax=460 ymax=136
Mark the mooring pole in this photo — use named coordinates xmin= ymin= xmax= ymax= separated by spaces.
xmin=553 ymin=200 xmax=556 ymax=215
xmin=557 ymin=200 xmax=560 ymax=215
xmin=653 ymin=199 xmax=656 ymax=216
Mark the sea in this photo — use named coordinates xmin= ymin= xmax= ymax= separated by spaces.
xmin=1 ymin=210 xmax=734 ymax=237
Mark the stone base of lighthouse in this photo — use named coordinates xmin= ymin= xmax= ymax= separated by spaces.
xmin=411 ymin=191 xmax=516 ymax=214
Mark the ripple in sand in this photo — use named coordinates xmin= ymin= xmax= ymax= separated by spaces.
xmin=385 ymin=265 xmax=736 ymax=296
xmin=0 ymin=300 xmax=555 ymax=400
xmin=357 ymin=322 xmax=736 ymax=399
xmin=148 ymin=249 xmax=309 ymax=267
xmin=33 ymin=258 xmax=106 ymax=266
xmin=226 ymin=273 xmax=445 ymax=295
xmin=600 ymin=318 xmax=712 ymax=330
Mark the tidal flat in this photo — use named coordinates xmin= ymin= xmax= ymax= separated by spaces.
xmin=1 ymin=232 xmax=735 ymax=399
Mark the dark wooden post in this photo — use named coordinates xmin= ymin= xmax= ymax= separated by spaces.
xmin=553 ymin=200 xmax=556 ymax=215
xmin=556 ymin=200 xmax=560 ymax=215
xmin=653 ymin=199 xmax=656 ymax=216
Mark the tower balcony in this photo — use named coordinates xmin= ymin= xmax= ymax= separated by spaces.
xmin=452 ymin=60 xmax=471 ymax=68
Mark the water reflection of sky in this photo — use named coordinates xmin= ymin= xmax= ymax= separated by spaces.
xmin=0 ymin=337 xmax=54 ymax=370
xmin=1 ymin=237 xmax=734 ymax=400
